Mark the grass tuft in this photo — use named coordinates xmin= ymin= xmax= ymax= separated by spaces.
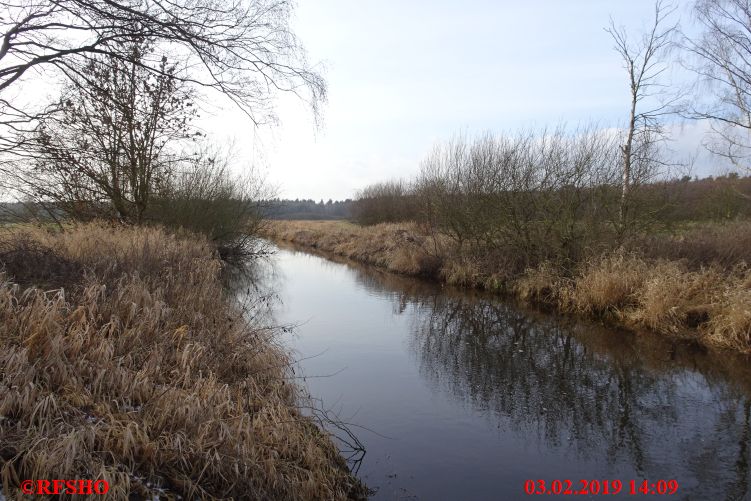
xmin=0 ymin=223 xmax=366 ymax=500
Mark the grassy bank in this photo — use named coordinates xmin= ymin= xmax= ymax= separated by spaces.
xmin=265 ymin=220 xmax=751 ymax=353
xmin=0 ymin=223 xmax=366 ymax=499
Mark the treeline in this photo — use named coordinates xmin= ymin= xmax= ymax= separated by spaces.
xmin=658 ymin=173 xmax=751 ymax=222
xmin=262 ymin=198 xmax=353 ymax=220
xmin=352 ymin=130 xmax=751 ymax=274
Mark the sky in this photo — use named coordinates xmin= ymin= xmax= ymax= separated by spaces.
xmin=203 ymin=0 xmax=728 ymax=201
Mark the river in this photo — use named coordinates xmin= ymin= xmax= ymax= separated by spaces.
xmin=238 ymin=243 xmax=751 ymax=500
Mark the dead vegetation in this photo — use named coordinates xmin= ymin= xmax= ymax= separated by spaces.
xmin=268 ymin=220 xmax=751 ymax=353
xmin=0 ymin=223 xmax=366 ymax=500
xmin=264 ymin=220 xmax=446 ymax=278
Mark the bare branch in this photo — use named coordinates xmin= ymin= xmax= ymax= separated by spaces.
xmin=682 ymin=0 xmax=751 ymax=172
xmin=0 ymin=0 xmax=326 ymax=152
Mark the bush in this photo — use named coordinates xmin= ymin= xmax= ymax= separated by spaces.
xmin=148 ymin=150 xmax=272 ymax=262
xmin=412 ymin=128 xmax=623 ymax=269
xmin=352 ymin=180 xmax=417 ymax=225
xmin=0 ymin=230 xmax=82 ymax=290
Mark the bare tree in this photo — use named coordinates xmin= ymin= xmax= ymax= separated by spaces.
xmin=0 ymin=0 xmax=326 ymax=152
xmin=13 ymin=40 xmax=196 ymax=222
xmin=683 ymin=0 xmax=751 ymax=175
xmin=607 ymin=0 xmax=679 ymax=230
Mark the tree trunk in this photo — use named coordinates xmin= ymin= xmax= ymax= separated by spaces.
xmin=620 ymin=87 xmax=637 ymax=234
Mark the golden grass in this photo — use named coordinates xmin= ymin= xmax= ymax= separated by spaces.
xmin=705 ymin=269 xmax=751 ymax=350
xmin=514 ymin=262 xmax=565 ymax=304
xmin=562 ymin=253 xmax=651 ymax=315
xmin=0 ymin=223 xmax=365 ymax=500
xmin=264 ymin=220 xmax=446 ymax=277
xmin=268 ymin=220 xmax=751 ymax=353
xmin=624 ymin=262 xmax=719 ymax=334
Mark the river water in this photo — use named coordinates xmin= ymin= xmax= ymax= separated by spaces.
xmin=242 ymin=243 xmax=751 ymax=500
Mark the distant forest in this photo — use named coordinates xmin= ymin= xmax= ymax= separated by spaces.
xmin=261 ymin=198 xmax=353 ymax=220
xmin=0 ymin=199 xmax=354 ymax=223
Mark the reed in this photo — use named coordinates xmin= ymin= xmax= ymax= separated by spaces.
xmin=0 ymin=222 xmax=366 ymax=500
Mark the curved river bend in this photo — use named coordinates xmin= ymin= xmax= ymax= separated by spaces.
xmin=239 ymin=244 xmax=751 ymax=500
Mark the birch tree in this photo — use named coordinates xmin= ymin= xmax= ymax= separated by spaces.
xmin=607 ymin=1 xmax=679 ymax=232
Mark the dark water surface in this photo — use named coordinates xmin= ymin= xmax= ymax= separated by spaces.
xmin=245 ymin=244 xmax=751 ymax=500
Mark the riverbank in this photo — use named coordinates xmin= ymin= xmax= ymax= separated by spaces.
xmin=0 ymin=223 xmax=366 ymax=499
xmin=265 ymin=220 xmax=751 ymax=353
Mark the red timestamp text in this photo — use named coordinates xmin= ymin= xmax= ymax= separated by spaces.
xmin=524 ymin=479 xmax=679 ymax=496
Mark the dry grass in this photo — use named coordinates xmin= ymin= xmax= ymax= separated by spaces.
xmin=624 ymin=263 xmax=719 ymax=334
xmin=561 ymin=253 xmax=651 ymax=315
xmin=264 ymin=220 xmax=446 ymax=277
xmin=269 ymin=220 xmax=751 ymax=353
xmin=705 ymin=269 xmax=751 ymax=350
xmin=522 ymin=256 xmax=751 ymax=351
xmin=0 ymin=223 xmax=365 ymax=500
xmin=514 ymin=262 xmax=565 ymax=304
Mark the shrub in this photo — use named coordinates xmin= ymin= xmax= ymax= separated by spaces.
xmin=148 ymin=150 xmax=271 ymax=262
xmin=352 ymin=180 xmax=417 ymax=225
xmin=0 ymin=230 xmax=82 ymax=290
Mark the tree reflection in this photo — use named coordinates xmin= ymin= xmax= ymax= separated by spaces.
xmin=261 ymin=243 xmax=751 ymax=499
xmin=347 ymin=256 xmax=751 ymax=499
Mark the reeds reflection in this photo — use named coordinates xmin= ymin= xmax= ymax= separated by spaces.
xmin=265 ymin=243 xmax=751 ymax=500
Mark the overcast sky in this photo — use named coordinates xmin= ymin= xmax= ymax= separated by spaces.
xmin=205 ymin=0 xmax=726 ymax=201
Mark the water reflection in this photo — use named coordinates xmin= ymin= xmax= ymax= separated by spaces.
xmin=258 ymin=243 xmax=751 ymax=500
